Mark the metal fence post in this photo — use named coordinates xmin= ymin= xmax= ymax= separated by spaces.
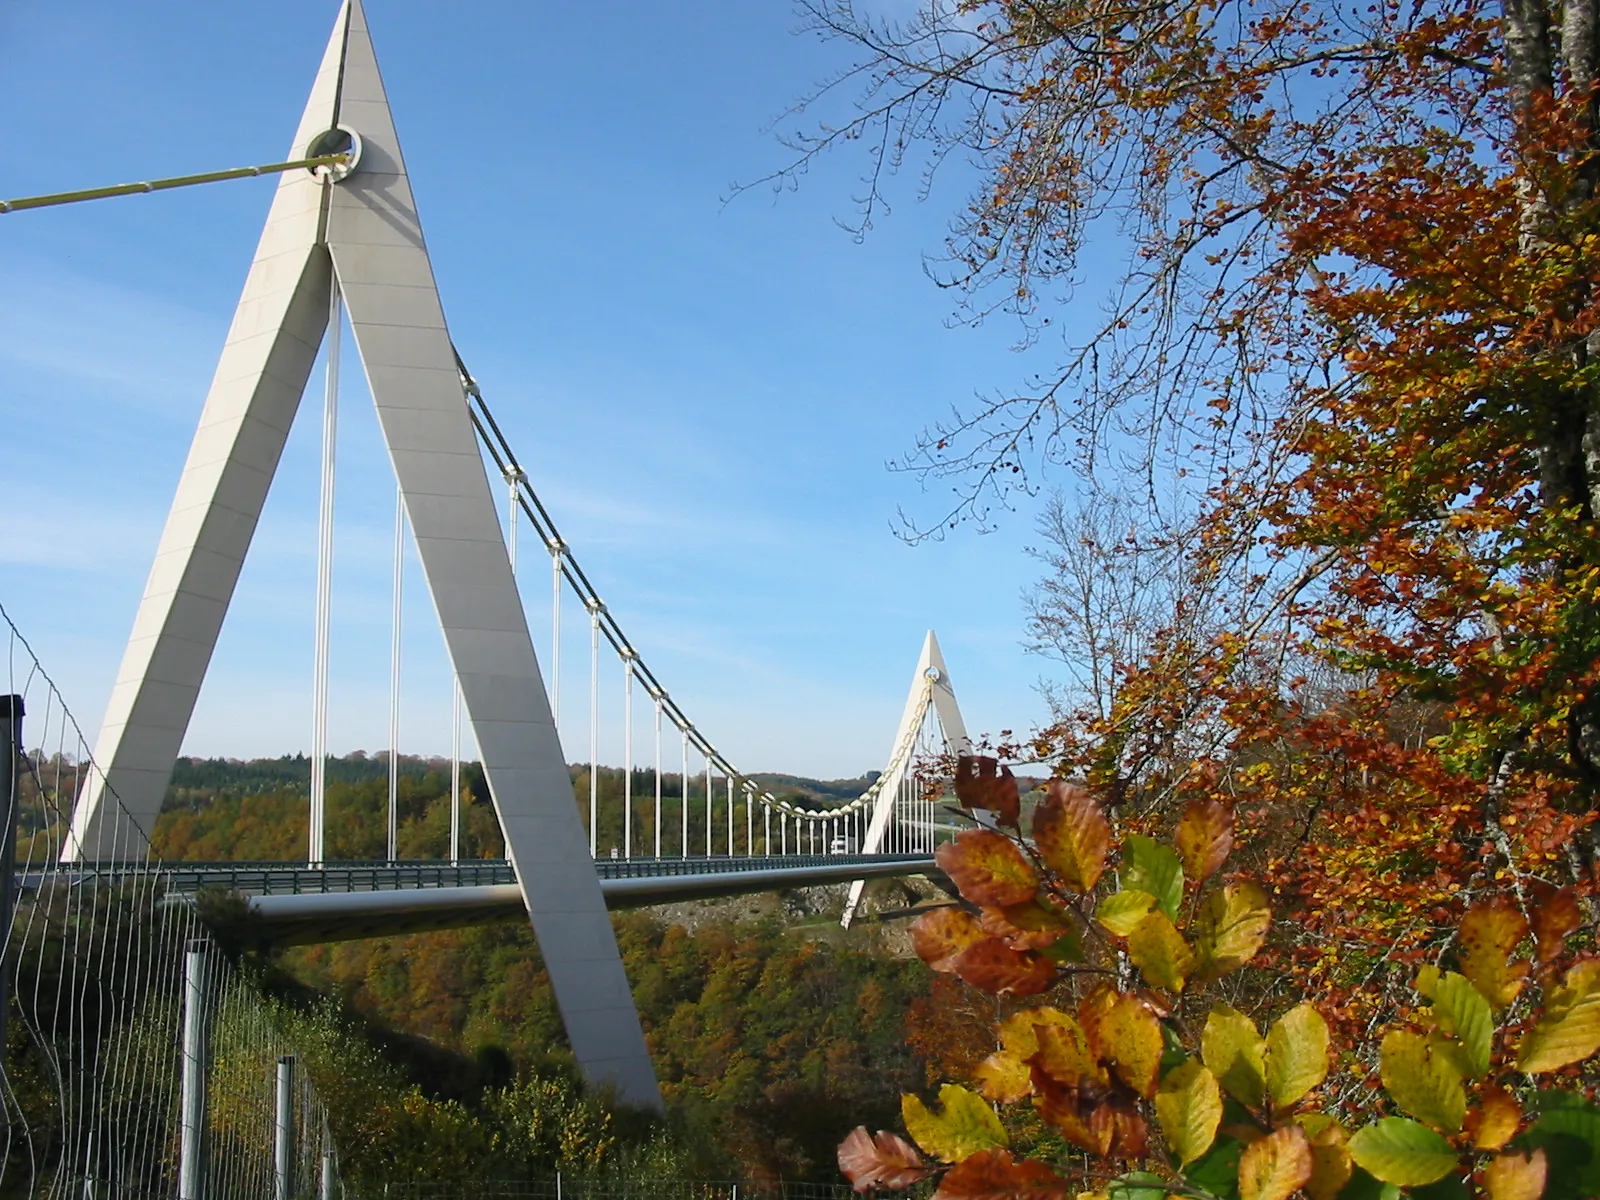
xmin=0 ymin=695 xmax=21 ymax=1066
xmin=179 ymin=940 xmax=212 ymax=1200
xmin=320 ymin=1113 xmax=335 ymax=1200
xmin=275 ymin=1055 xmax=296 ymax=1200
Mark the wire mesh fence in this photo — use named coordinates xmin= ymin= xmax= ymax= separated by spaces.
xmin=2 ymin=604 xmax=345 ymax=1198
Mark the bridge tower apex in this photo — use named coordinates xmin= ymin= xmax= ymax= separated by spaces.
xmin=64 ymin=0 xmax=661 ymax=1111
xmin=840 ymin=629 xmax=974 ymax=926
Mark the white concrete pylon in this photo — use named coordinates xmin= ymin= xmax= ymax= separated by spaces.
xmin=840 ymin=630 xmax=971 ymax=927
xmin=66 ymin=0 xmax=662 ymax=1111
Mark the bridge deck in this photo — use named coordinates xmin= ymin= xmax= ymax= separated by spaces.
xmin=22 ymin=855 xmax=945 ymax=944
xmin=28 ymin=854 xmax=930 ymax=896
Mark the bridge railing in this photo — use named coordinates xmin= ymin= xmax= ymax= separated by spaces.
xmin=21 ymin=854 xmax=937 ymax=897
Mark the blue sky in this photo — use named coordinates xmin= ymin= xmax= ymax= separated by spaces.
xmin=0 ymin=0 xmax=1077 ymax=779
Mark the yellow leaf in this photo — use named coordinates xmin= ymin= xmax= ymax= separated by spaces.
xmin=1379 ymin=1029 xmax=1466 ymax=1135
xmin=1032 ymin=1020 xmax=1106 ymax=1089
xmin=901 ymin=1084 xmax=1008 ymax=1163
xmin=1192 ymin=880 xmax=1272 ymax=981
xmin=997 ymin=1006 xmax=1076 ymax=1061
xmin=1516 ymin=959 xmax=1600 ymax=1073
xmin=1154 ymin=1059 xmax=1222 ymax=1165
xmin=973 ymin=1052 xmax=1032 ymax=1104
xmin=1099 ymin=992 xmax=1163 ymax=1099
xmin=1482 ymin=1148 xmax=1546 ymax=1200
xmin=1203 ymin=1004 xmax=1266 ymax=1111
xmin=1095 ymin=889 xmax=1158 ymax=937
xmin=1127 ymin=910 xmax=1194 ymax=992
xmin=1265 ymin=1003 xmax=1330 ymax=1113
xmin=1238 ymin=1125 xmax=1313 ymax=1200
xmin=1458 ymin=899 xmax=1529 ymax=1011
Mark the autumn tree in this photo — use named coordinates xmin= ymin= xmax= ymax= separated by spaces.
xmin=770 ymin=0 xmax=1600 ymax=1021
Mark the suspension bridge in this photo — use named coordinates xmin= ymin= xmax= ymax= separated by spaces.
xmin=0 ymin=1 xmax=979 ymax=1193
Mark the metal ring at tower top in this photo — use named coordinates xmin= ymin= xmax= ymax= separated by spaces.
xmin=306 ymin=126 xmax=362 ymax=182
xmin=924 ymin=666 xmax=942 ymax=683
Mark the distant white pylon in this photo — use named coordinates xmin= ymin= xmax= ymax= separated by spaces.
xmin=840 ymin=630 xmax=971 ymax=928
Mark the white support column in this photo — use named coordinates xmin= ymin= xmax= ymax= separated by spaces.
xmin=550 ymin=542 xmax=563 ymax=728
xmin=388 ymin=485 xmax=403 ymax=864
xmin=450 ymin=682 xmax=461 ymax=864
xmin=653 ymin=696 xmax=662 ymax=858
xmin=588 ymin=602 xmax=600 ymax=857
xmin=680 ymin=726 xmax=689 ymax=859
xmin=309 ymin=277 xmax=341 ymax=868
xmin=623 ymin=656 xmax=633 ymax=859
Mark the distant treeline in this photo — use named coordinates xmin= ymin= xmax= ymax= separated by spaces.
xmin=153 ymin=754 xmax=880 ymax=862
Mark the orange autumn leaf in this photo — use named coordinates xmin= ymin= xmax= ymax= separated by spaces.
xmin=1481 ymin=1148 xmax=1547 ymax=1200
xmin=1175 ymin=796 xmax=1234 ymax=885
xmin=911 ymin=907 xmax=985 ymax=973
xmin=1238 ymin=1124 xmax=1314 ymax=1200
xmin=1031 ymin=781 xmax=1111 ymax=893
xmin=937 ymin=830 xmax=1039 ymax=907
xmin=1468 ymin=1086 xmax=1522 ymax=1151
xmin=931 ymin=1148 xmax=1068 ymax=1200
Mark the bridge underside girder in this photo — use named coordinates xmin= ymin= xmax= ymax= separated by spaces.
xmin=238 ymin=857 xmax=941 ymax=944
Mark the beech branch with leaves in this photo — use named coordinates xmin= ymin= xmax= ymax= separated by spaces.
xmin=839 ymin=756 xmax=1600 ymax=1200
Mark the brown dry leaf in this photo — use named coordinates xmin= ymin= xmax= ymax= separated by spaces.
xmin=838 ymin=1127 xmax=931 ymax=1192
xmin=1529 ymin=881 xmax=1583 ymax=967
xmin=951 ymin=938 xmax=1058 ymax=997
xmin=954 ymin=756 xmax=1022 ymax=826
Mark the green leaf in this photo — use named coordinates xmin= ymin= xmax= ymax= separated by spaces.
xmin=1154 ymin=1059 xmax=1222 ymax=1165
xmin=1185 ymin=1134 xmax=1244 ymax=1200
xmin=1096 ymin=889 xmax=1159 ymax=937
xmin=1427 ymin=971 xmax=1493 ymax=1079
xmin=1264 ymin=1003 xmax=1330 ymax=1113
xmin=1203 ymin=1004 xmax=1266 ymax=1111
xmin=1523 ymin=1092 xmax=1600 ymax=1200
xmin=1379 ymin=1029 xmax=1466 ymax=1135
xmin=900 ymin=1084 xmax=1008 ymax=1163
xmin=1127 ymin=910 xmax=1194 ymax=992
xmin=1123 ymin=835 xmax=1184 ymax=920
xmin=1347 ymin=1117 xmax=1459 ymax=1187
xmin=1107 ymin=1172 xmax=1167 ymax=1200
xmin=1335 ymin=1168 xmax=1404 ymax=1200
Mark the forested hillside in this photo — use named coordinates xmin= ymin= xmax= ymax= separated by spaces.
xmin=153 ymin=754 xmax=935 ymax=1184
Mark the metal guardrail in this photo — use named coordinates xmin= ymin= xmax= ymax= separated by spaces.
xmin=22 ymin=854 xmax=935 ymax=897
